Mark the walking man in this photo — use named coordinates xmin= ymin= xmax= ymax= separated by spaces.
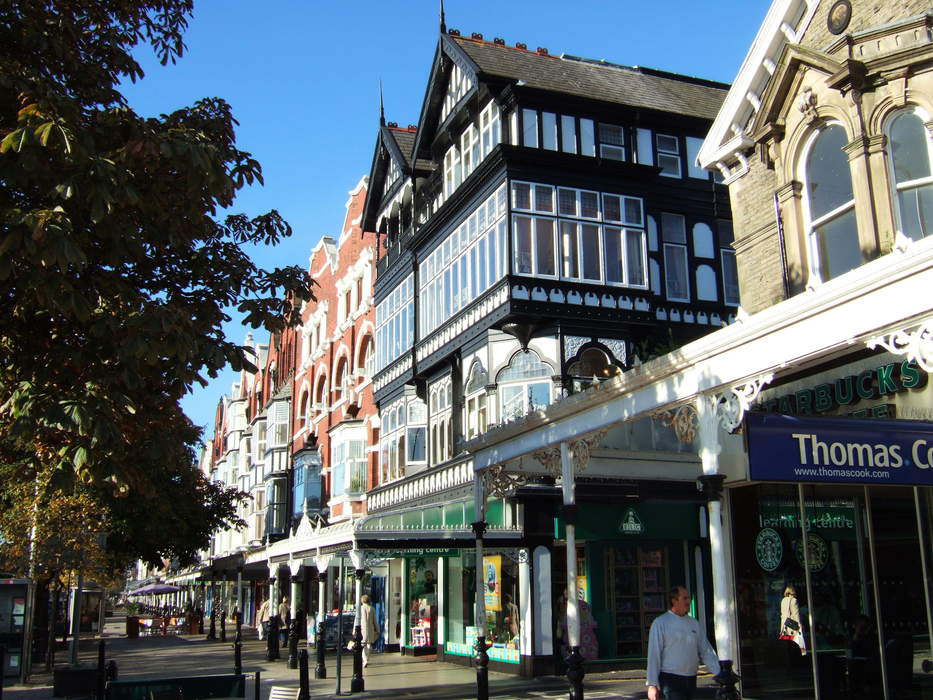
xmin=359 ymin=594 xmax=380 ymax=667
xmin=256 ymin=598 xmax=270 ymax=641
xmin=646 ymin=585 xmax=720 ymax=700
xmin=278 ymin=596 xmax=291 ymax=645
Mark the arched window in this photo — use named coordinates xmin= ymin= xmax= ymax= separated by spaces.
xmin=298 ymin=389 xmax=309 ymax=428
xmin=334 ymin=357 xmax=348 ymax=402
xmin=497 ymin=350 xmax=553 ymax=422
xmin=887 ymin=108 xmax=933 ymax=241
xmin=314 ymin=373 xmax=328 ymax=413
xmin=803 ymin=123 xmax=860 ymax=282
xmin=464 ymin=361 xmax=489 ymax=440
xmin=567 ymin=347 xmax=620 ymax=393
xmin=360 ymin=335 xmax=375 ymax=379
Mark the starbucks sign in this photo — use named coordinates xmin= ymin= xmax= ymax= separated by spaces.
xmin=755 ymin=527 xmax=783 ymax=572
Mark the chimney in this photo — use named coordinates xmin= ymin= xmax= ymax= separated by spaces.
xmin=516 ymin=42 xmax=527 ymax=50
xmin=471 ymin=32 xmax=483 ymax=40
xmin=448 ymin=28 xmax=460 ymax=36
xmin=388 ymin=121 xmax=398 ymax=128
xmin=537 ymin=47 xmax=548 ymax=55
xmin=493 ymin=37 xmax=505 ymax=45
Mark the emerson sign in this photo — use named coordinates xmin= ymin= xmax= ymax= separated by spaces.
xmin=745 ymin=412 xmax=933 ymax=486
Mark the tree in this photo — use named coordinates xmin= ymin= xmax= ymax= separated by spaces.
xmin=0 ymin=0 xmax=311 ymax=568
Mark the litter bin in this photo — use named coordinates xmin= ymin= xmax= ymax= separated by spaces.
xmin=125 ymin=616 xmax=139 ymax=639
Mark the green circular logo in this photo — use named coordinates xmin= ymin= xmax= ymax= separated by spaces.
xmin=795 ymin=532 xmax=829 ymax=572
xmin=755 ymin=528 xmax=783 ymax=572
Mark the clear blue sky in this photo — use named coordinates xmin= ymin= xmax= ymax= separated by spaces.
xmin=120 ymin=0 xmax=769 ymax=436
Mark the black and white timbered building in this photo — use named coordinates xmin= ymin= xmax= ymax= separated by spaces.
xmin=359 ymin=24 xmax=735 ymax=674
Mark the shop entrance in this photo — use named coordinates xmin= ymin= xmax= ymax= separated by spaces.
xmin=732 ymin=483 xmax=933 ymax=700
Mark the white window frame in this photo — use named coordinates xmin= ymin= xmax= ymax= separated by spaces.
xmin=656 ymin=133 xmax=682 ymax=178
xmin=885 ymin=106 xmax=933 ymax=242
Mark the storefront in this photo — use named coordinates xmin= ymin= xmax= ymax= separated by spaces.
xmin=553 ymin=500 xmax=706 ymax=664
xmin=734 ymin=406 xmax=933 ymax=699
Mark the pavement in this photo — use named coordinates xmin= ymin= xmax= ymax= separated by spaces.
xmin=2 ymin=616 xmax=724 ymax=699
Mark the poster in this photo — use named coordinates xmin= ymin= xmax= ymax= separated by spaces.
xmin=483 ymin=555 xmax=501 ymax=611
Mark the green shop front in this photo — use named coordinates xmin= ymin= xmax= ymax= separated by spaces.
xmin=553 ymin=496 xmax=710 ymax=668
xmin=354 ymin=495 xmax=524 ymax=667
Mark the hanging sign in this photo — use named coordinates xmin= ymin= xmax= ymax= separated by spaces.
xmin=746 ymin=412 xmax=933 ymax=486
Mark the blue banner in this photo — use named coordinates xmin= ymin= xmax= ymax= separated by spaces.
xmin=745 ymin=412 xmax=933 ymax=486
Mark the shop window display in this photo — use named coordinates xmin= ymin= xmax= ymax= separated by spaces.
xmin=446 ymin=549 xmax=521 ymax=663
xmin=731 ymin=482 xmax=933 ymax=700
xmin=407 ymin=558 xmax=437 ymax=649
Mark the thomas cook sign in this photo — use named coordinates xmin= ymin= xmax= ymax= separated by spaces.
xmin=745 ymin=413 xmax=933 ymax=486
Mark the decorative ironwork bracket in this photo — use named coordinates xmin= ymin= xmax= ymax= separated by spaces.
xmin=867 ymin=317 xmax=933 ymax=373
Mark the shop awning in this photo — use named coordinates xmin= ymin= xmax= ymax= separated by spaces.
xmin=353 ymin=498 xmax=523 ymax=549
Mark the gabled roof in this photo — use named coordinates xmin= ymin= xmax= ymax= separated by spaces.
xmin=362 ymin=123 xmax=432 ymax=232
xmin=698 ymin=0 xmax=818 ymax=173
xmin=412 ymin=31 xmax=728 ymax=162
xmin=453 ymin=34 xmax=728 ymax=119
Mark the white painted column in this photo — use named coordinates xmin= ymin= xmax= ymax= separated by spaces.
xmin=437 ymin=556 xmax=447 ymax=646
xmin=518 ymin=548 xmax=532 ymax=656
xmin=289 ymin=559 xmax=302 ymax=619
xmin=560 ymin=442 xmax=580 ymax=649
xmin=533 ymin=545 xmax=553 ymax=656
xmin=696 ymin=395 xmax=735 ymax=663
xmin=315 ymin=555 xmax=332 ymax=626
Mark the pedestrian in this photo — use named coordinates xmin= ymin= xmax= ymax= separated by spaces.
xmin=255 ymin=598 xmax=270 ymax=641
xmin=278 ymin=596 xmax=291 ymax=644
xmin=359 ymin=594 xmax=380 ymax=667
xmin=646 ymin=585 xmax=720 ymax=700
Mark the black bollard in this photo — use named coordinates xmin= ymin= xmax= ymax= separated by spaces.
xmin=714 ymin=659 xmax=741 ymax=700
xmin=197 ymin=607 xmax=204 ymax=635
xmin=254 ymin=671 xmax=260 ymax=700
xmin=207 ymin=606 xmax=216 ymax=641
xmin=105 ymin=660 xmax=118 ymax=682
xmin=314 ymin=620 xmax=327 ymax=679
xmin=220 ymin=608 xmax=226 ymax=643
xmin=566 ymin=645 xmax=585 ymax=700
xmin=96 ymin=640 xmax=106 ymax=700
xmin=475 ymin=635 xmax=489 ymax=700
xmin=297 ymin=649 xmax=310 ymax=700
xmin=0 ymin=645 xmax=4 ymax=700
xmin=266 ymin=617 xmax=280 ymax=661
xmin=287 ymin=620 xmax=298 ymax=669
xmin=350 ymin=622 xmax=364 ymax=693
xmin=233 ymin=615 xmax=242 ymax=676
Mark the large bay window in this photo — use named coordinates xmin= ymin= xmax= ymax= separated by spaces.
xmin=430 ymin=380 xmax=453 ymax=464
xmin=419 ymin=184 xmax=508 ymax=336
xmin=379 ymin=396 xmax=426 ymax=484
xmin=512 ymin=181 xmax=647 ymax=288
xmin=375 ymin=274 xmax=414 ymax=373
xmin=497 ymin=351 xmax=553 ymax=423
xmin=331 ymin=437 xmax=366 ymax=497
xmin=267 ymin=400 xmax=289 ymax=448
xmin=803 ymin=123 xmax=860 ymax=283
xmin=887 ymin=108 xmax=933 ymax=241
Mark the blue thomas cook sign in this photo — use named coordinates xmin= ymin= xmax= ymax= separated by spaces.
xmin=745 ymin=412 xmax=933 ymax=486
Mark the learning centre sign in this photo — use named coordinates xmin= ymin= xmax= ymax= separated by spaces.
xmin=745 ymin=412 xmax=933 ymax=486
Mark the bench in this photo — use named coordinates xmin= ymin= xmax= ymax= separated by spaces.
xmin=268 ymin=687 xmax=297 ymax=700
xmin=106 ymin=672 xmax=255 ymax=700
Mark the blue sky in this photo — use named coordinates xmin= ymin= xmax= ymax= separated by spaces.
xmin=120 ymin=0 xmax=769 ymax=436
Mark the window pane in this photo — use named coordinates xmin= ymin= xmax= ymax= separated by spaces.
xmin=528 ymin=382 xmax=550 ymax=411
xmin=581 ymin=191 xmax=599 ymax=219
xmin=561 ymin=221 xmax=579 ymax=278
xmin=522 ymin=109 xmax=538 ymax=148
xmin=814 ymin=208 xmax=861 ymax=281
xmin=686 ymin=136 xmax=707 ymax=179
xmin=580 ymin=119 xmax=595 ymax=156
xmin=542 ymin=112 xmax=557 ymax=150
xmin=497 ymin=350 xmax=552 ymax=381
xmin=661 ymin=213 xmax=686 ymax=243
xmin=599 ymin=123 xmax=625 ymax=160
xmin=561 ymin=115 xmax=577 ymax=153
xmin=604 ymin=226 xmax=622 ymax=283
xmin=721 ymin=250 xmax=739 ymax=305
xmin=696 ymin=264 xmax=718 ymax=301
xmin=500 ymin=385 xmax=525 ymax=422
xmin=514 ymin=216 xmax=533 ymax=274
xmin=626 ymin=229 xmax=646 ymax=287
xmin=897 ymin=183 xmax=933 ymax=241
xmin=624 ymin=197 xmax=643 ymax=226
xmin=656 ymin=134 xmax=679 ymax=153
xmin=806 ymin=125 xmax=853 ymax=219
xmin=407 ymin=426 xmax=426 ymax=462
xmin=658 ymin=153 xmax=682 ymax=177
xmin=581 ymin=224 xmax=601 ymax=280
xmin=664 ymin=244 xmax=689 ymax=300
xmin=534 ymin=185 xmax=553 ymax=213
xmin=512 ymin=182 xmax=531 ymax=210
xmin=603 ymin=194 xmax=622 ymax=222
xmin=558 ymin=188 xmax=577 ymax=216
xmin=890 ymin=112 xmax=931 ymax=183
xmin=636 ymin=128 xmax=653 ymax=165
xmin=535 ymin=218 xmax=556 ymax=276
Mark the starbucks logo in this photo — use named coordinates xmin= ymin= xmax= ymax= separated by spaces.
xmin=755 ymin=528 xmax=783 ymax=572
xmin=795 ymin=532 xmax=829 ymax=572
